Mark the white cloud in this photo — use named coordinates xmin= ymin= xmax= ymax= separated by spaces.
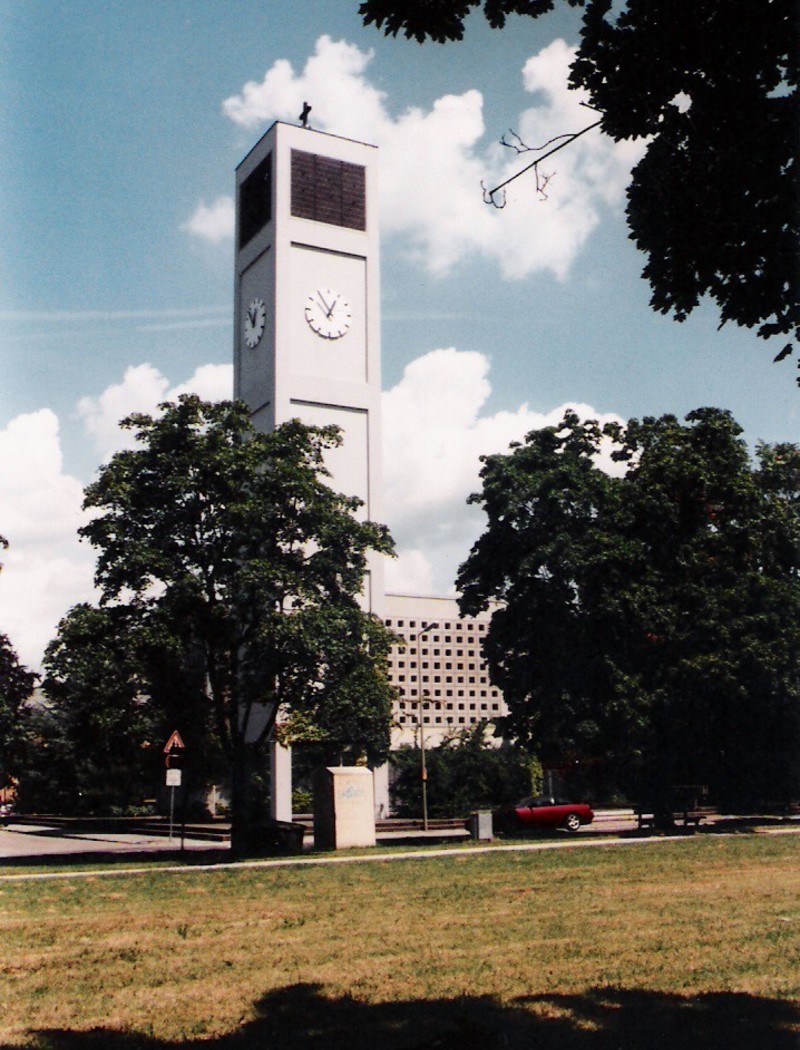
xmin=222 ymin=38 xmax=387 ymax=132
xmin=0 ymin=410 xmax=95 ymax=670
xmin=77 ymin=364 xmax=170 ymax=459
xmin=181 ymin=196 xmax=235 ymax=243
xmin=167 ymin=363 xmax=233 ymax=403
xmin=77 ymin=363 xmax=233 ymax=461
xmin=211 ymin=34 xmax=645 ymax=279
xmin=381 ymin=348 xmax=623 ymax=595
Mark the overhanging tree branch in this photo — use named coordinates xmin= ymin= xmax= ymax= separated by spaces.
xmin=483 ymin=117 xmax=602 ymax=207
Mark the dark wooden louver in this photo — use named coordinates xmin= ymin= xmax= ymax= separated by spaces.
xmin=291 ymin=150 xmax=366 ymax=231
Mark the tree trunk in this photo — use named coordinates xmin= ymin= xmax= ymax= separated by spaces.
xmin=650 ymin=731 xmax=677 ymax=832
xmin=230 ymin=742 xmax=256 ymax=857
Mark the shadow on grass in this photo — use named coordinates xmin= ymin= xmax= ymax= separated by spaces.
xmin=0 ymin=847 xmax=233 ymax=869
xmin=20 ymin=982 xmax=800 ymax=1049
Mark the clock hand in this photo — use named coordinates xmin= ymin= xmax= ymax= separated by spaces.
xmin=325 ymin=295 xmax=339 ymax=319
xmin=316 ymin=291 xmax=332 ymax=316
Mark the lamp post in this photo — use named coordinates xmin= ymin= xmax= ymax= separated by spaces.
xmin=415 ymin=621 xmax=436 ymax=830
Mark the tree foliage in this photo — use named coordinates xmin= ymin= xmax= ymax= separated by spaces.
xmin=0 ymin=536 xmax=38 ymax=790
xmin=276 ymin=607 xmax=397 ymax=764
xmin=390 ymin=725 xmax=534 ymax=818
xmin=31 ymin=603 xmax=156 ymax=813
xmin=0 ymin=633 xmax=37 ymax=791
xmin=360 ymin=0 xmax=800 ymax=370
xmin=458 ymin=408 xmax=800 ymax=815
xmin=78 ymin=396 xmax=396 ymax=851
xmin=17 ymin=602 xmax=221 ymax=815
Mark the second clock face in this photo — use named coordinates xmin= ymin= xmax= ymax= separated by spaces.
xmin=244 ymin=298 xmax=266 ymax=348
xmin=305 ymin=288 xmax=352 ymax=340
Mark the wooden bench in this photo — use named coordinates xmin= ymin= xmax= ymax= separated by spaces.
xmin=636 ymin=804 xmax=714 ymax=830
xmin=674 ymin=805 xmax=715 ymax=827
xmin=638 ymin=785 xmax=712 ymax=830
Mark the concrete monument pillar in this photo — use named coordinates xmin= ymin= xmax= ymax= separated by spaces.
xmin=313 ymin=766 xmax=376 ymax=849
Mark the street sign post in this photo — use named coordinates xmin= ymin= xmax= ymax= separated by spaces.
xmin=163 ymin=730 xmax=185 ymax=754
xmin=163 ymin=731 xmax=186 ymax=843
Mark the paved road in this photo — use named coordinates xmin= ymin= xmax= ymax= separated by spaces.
xmin=0 ymin=822 xmax=222 ymax=862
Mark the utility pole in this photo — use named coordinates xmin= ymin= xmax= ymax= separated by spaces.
xmin=415 ymin=622 xmax=436 ymax=830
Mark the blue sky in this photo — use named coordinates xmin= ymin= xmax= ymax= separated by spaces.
xmin=1 ymin=1 xmax=797 ymax=668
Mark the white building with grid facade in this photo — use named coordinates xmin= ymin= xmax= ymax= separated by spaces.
xmin=382 ymin=594 xmax=507 ymax=748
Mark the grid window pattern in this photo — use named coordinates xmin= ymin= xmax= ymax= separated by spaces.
xmin=385 ymin=610 xmax=506 ymax=736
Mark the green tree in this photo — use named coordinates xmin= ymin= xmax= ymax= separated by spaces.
xmin=24 ymin=602 xmax=218 ymax=815
xmin=390 ymin=725 xmax=533 ymax=818
xmin=458 ymin=408 xmax=800 ymax=820
xmin=17 ymin=602 xmax=225 ymax=816
xmin=31 ymin=603 xmax=156 ymax=814
xmin=360 ymin=0 xmax=800 ymax=371
xmin=0 ymin=536 xmax=38 ymax=792
xmin=15 ymin=703 xmax=77 ymax=814
xmin=0 ymin=633 xmax=37 ymax=793
xmin=79 ymin=396 xmax=395 ymax=853
xmin=277 ymin=608 xmax=397 ymax=765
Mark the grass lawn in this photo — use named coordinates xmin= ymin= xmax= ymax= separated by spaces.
xmin=0 ymin=834 xmax=798 ymax=1048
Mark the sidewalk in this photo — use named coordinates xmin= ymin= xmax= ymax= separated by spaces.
xmin=0 ymin=822 xmax=224 ymax=864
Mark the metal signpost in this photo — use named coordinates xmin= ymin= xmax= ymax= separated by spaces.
xmin=163 ymin=731 xmax=185 ymax=843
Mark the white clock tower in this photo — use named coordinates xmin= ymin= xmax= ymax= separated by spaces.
xmin=234 ymin=121 xmax=384 ymax=609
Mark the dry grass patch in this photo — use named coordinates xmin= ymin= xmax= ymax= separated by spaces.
xmin=0 ymin=835 xmax=798 ymax=1048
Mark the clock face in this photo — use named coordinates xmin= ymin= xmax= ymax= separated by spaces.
xmin=243 ymin=298 xmax=266 ymax=348
xmin=304 ymin=288 xmax=352 ymax=340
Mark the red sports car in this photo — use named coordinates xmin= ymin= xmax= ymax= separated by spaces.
xmin=505 ymin=795 xmax=595 ymax=832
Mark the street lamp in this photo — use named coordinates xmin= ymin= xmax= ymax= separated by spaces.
xmin=415 ymin=621 xmax=436 ymax=830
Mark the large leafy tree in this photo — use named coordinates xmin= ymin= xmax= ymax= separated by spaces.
xmin=458 ymin=408 xmax=800 ymax=818
xmin=22 ymin=602 xmax=218 ymax=815
xmin=79 ymin=396 xmax=395 ymax=853
xmin=30 ymin=603 xmax=156 ymax=814
xmin=0 ymin=634 xmax=37 ymax=793
xmin=0 ymin=536 xmax=38 ymax=792
xmin=360 ymin=0 xmax=800 ymax=371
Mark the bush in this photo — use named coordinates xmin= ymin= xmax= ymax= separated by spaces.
xmin=390 ymin=725 xmax=533 ymax=818
xmin=292 ymin=787 xmax=313 ymax=814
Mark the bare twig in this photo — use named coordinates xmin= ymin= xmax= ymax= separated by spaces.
xmin=485 ymin=118 xmax=603 ymax=207
xmin=482 ymin=180 xmax=506 ymax=208
xmin=499 ymin=128 xmax=575 ymax=154
xmin=535 ymin=169 xmax=553 ymax=200
xmin=500 ymin=129 xmax=577 ymax=155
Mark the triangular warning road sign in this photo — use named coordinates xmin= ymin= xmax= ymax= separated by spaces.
xmin=163 ymin=730 xmax=185 ymax=753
